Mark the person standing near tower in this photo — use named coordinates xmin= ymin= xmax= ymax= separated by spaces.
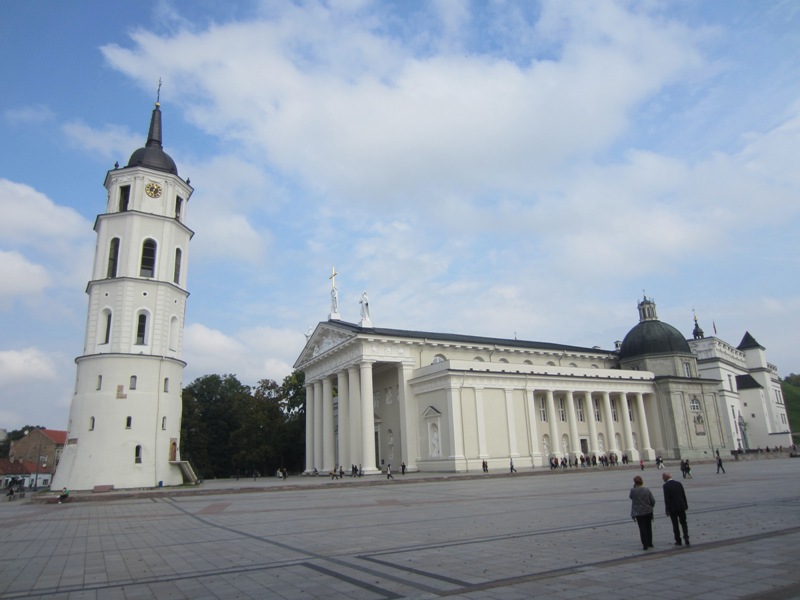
xmin=662 ymin=472 xmax=690 ymax=546
xmin=629 ymin=475 xmax=656 ymax=551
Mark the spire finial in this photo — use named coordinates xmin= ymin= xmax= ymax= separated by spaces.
xmin=156 ymin=78 xmax=162 ymax=107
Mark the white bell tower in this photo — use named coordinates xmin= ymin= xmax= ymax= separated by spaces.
xmin=53 ymin=100 xmax=195 ymax=490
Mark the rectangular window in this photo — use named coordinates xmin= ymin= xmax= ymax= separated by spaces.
xmin=539 ymin=398 xmax=547 ymax=422
xmin=126 ymin=416 xmax=132 ymax=429
xmin=119 ymin=185 xmax=130 ymax=212
xmin=164 ymin=378 xmax=170 ymax=393
xmin=103 ymin=312 xmax=112 ymax=344
xmin=136 ymin=314 xmax=147 ymax=345
xmin=96 ymin=375 xmax=102 ymax=390
xmin=627 ymin=399 xmax=634 ymax=422
xmin=593 ymin=398 xmax=601 ymax=422
xmin=683 ymin=362 xmax=692 ymax=378
xmin=175 ymin=197 xmax=183 ymax=220
xmin=173 ymin=248 xmax=182 ymax=285
xmin=130 ymin=375 xmax=137 ymax=390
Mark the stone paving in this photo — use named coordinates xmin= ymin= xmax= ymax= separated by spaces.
xmin=1 ymin=458 xmax=799 ymax=599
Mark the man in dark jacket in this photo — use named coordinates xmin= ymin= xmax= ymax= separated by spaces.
xmin=662 ymin=472 xmax=689 ymax=546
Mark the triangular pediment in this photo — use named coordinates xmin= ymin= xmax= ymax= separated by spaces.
xmin=422 ymin=406 xmax=442 ymax=419
xmin=295 ymin=322 xmax=358 ymax=367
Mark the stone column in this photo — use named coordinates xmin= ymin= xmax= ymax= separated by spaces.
xmin=635 ymin=392 xmax=654 ymax=459
xmin=565 ymin=390 xmax=580 ymax=458
xmin=475 ymin=387 xmax=488 ymax=460
xmin=336 ymin=370 xmax=349 ymax=470
xmin=359 ymin=361 xmax=379 ymax=474
xmin=525 ymin=388 xmax=541 ymax=465
xmin=322 ymin=376 xmax=335 ymax=472
xmin=585 ymin=393 xmax=599 ymax=456
xmin=313 ymin=380 xmax=323 ymax=472
xmin=397 ymin=362 xmax=418 ymax=472
xmin=347 ymin=366 xmax=361 ymax=471
xmin=619 ymin=393 xmax=635 ymax=459
xmin=505 ymin=388 xmax=519 ymax=458
xmin=304 ymin=383 xmax=315 ymax=473
xmin=601 ymin=391 xmax=617 ymax=455
xmin=446 ymin=384 xmax=465 ymax=464
xmin=545 ymin=389 xmax=559 ymax=457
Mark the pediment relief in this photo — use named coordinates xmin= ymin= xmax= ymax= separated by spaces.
xmin=422 ymin=406 xmax=442 ymax=419
xmin=296 ymin=324 xmax=356 ymax=366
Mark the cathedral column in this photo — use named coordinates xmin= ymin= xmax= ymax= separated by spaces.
xmin=505 ymin=388 xmax=519 ymax=458
xmin=585 ymin=393 xmax=599 ymax=456
xmin=601 ymin=391 xmax=617 ymax=455
xmin=397 ymin=362 xmax=418 ymax=472
xmin=545 ymin=389 xmax=559 ymax=457
xmin=525 ymin=388 xmax=542 ymax=465
xmin=565 ymin=390 xmax=580 ymax=458
xmin=446 ymin=384 xmax=466 ymax=464
xmin=359 ymin=361 xmax=379 ymax=474
xmin=313 ymin=380 xmax=323 ymax=472
xmin=336 ymin=370 xmax=349 ymax=470
xmin=474 ymin=387 xmax=489 ymax=459
xmin=619 ymin=393 xmax=635 ymax=459
xmin=347 ymin=366 xmax=361 ymax=470
xmin=322 ymin=376 xmax=335 ymax=472
xmin=304 ymin=383 xmax=315 ymax=473
xmin=635 ymin=392 xmax=654 ymax=459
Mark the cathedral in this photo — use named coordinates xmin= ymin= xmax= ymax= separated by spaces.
xmin=295 ymin=294 xmax=791 ymax=474
xmin=52 ymin=100 xmax=197 ymax=490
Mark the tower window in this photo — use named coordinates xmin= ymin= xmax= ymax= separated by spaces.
xmin=126 ymin=416 xmax=132 ymax=429
xmin=134 ymin=445 xmax=142 ymax=464
xmin=89 ymin=416 xmax=95 ymax=431
xmin=162 ymin=416 xmax=167 ymax=430
xmin=140 ymin=239 xmax=157 ymax=278
xmin=175 ymin=197 xmax=183 ymax=220
xmin=173 ymin=248 xmax=182 ymax=285
xmin=683 ymin=362 xmax=692 ymax=378
xmin=107 ymin=238 xmax=120 ymax=278
xmin=130 ymin=375 xmax=137 ymax=390
xmin=136 ymin=313 xmax=148 ymax=345
xmin=97 ymin=375 xmax=103 ymax=390
xmin=119 ymin=185 xmax=130 ymax=212
xmin=164 ymin=378 xmax=170 ymax=393
xmin=102 ymin=310 xmax=112 ymax=344
xmin=169 ymin=316 xmax=179 ymax=352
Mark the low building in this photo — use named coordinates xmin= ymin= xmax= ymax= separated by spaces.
xmin=294 ymin=295 xmax=791 ymax=474
xmin=9 ymin=429 xmax=67 ymax=488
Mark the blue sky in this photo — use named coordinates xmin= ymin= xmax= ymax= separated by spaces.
xmin=1 ymin=1 xmax=799 ymax=430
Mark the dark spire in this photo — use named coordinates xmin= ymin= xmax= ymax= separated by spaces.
xmin=737 ymin=331 xmax=764 ymax=351
xmin=692 ymin=312 xmax=704 ymax=340
xmin=126 ymin=96 xmax=177 ymax=175
xmin=145 ymin=102 xmax=164 ymax=150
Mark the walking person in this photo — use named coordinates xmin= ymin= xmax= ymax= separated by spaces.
xmin=716 ymin=452 xmax=726 ymax=474
xmin=662 ymin=472 xmax=690 ymax=547
xmin=629 ymin=475 xmax=656 ymax=550
xmin=386 ymin=465 xmax=394 ymax=480
xmin=510 ymin=458 xmax=517 ymax=473
xmin=401 ymin=462 xmax=406 ymax=475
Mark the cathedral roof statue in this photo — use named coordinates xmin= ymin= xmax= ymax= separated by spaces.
xmin=618 ymin=295 xmax=691 ymax=359
xmin=126 ymin=101 xmax=178 ymax=175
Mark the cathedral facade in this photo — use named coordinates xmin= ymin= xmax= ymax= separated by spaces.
xmin=295 ymin=296 xmax=791 ymax=474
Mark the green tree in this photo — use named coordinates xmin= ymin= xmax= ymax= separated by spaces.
xmin=181 ymin=374 xmax=250 ymax=479
xmin=231 ymin=379 xmax=285 ymax=477
xmin=278 ymin=370 xmax=306 ymax=472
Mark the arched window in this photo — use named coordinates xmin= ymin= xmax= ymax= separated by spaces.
xmin=431 ymin=354 xmax=446 ymax=364
xmin=140 ymin=239 xmax=157 ymax=277
xmin=135 ymin=312 xmax=148 ymax=345
xmin=130 ymin=375 xmax=137 ymax=390
xmin=498 ymin=358 xmax=509 ymax=364
xmin=164 ymin=378 xmax=170 ymax=393
xmin=126 ymin=416 xmax=132 ymax=429
xmin=175 ymin=197 xmax=183 ymax=220
xmin=168 ymin=316 xmax=179 ymax=351
xmin=162 ymin=416 xmax=167 ymax=430
xmin=134 ymin=445 xmax=142 ymax=464
xmin=101 ymin=309 xmax=112 ymax=344
xmin=96 ymin=375 xmax=102 ymax=390
xmin=173 ymin=248 xmax=182 ymax=284
xmin=107 ymin=238 xmax=120 ymax=278
xmin=689 ymin=396 xmax=701 ymax=412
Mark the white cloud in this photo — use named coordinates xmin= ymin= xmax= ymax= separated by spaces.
xmin=0 ymin=179 xmax=88 ymax=246
xmin=0 ymin=251 xmax=51 ymax=302
xmin=0 ymin=348 xmax=58 ymax=383
xmin=62 ymin=121 xmax=142 ymax=161
xmin=3 ymin=104 xmax=55 ymax=125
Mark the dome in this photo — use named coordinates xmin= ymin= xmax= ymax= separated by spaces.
xmin=126 ymin=103 xmax=178 ymax=175
xmin=619 ymin=320 xmax=691 ymax=359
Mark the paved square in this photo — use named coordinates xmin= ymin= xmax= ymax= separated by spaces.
xmin=1 ymin=458 xmax=799 ymax=599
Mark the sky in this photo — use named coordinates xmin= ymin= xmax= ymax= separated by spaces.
xmin=1 ymin=0 xmax=799 ymax=431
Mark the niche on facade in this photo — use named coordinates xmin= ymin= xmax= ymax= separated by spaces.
xmin=694 ymin=414 xmax=706 ymax=436
xmin=422 ymin=406 xmax=442 ymax=458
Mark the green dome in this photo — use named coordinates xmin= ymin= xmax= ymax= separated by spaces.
xmin=619 ymin=319 xmax=691 ymax=359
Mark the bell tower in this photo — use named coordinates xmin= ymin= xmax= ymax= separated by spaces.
xmin=53 ymin=100 xmax=195 ymax=490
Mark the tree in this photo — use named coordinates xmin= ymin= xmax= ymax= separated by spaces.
xmin=181 ymin=374 xmax=251 ymax=479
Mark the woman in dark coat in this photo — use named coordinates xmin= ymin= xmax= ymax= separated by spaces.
xmin=629 ymin=475 xmax=656 ymax=550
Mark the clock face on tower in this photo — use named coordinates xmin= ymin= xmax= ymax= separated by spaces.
xmin=145 ymin=182 xmax=162 ymax=198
